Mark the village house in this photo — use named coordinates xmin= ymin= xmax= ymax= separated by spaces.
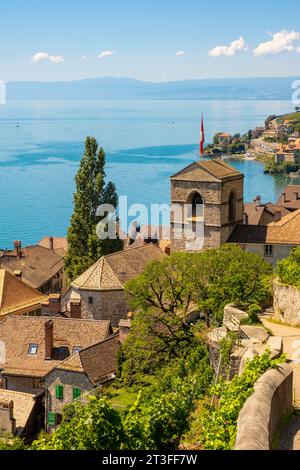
xmin=0 ymin=268 xmax=47 ymax=319
xmin=0 ymin=316 xmax=113 ymax=395
xmin=275 ymin=186 xmax=300 ymax=215
xmin=41 ymin=321 xmax=130 ymax=431
xmin=228 ymin=209 xmax=300 ymax=266
xmin=38 ymin=236 xmax=68 ymax=258
xmin=217 ymin=133 xmax=232 ymax=144
xmin=243 ymin=196 xmax=277 ymax=226
xmin=0 ymin=241 xmax=66 ymax=294
xmin=252 ymin=127 xmax=266 ymax=139
xmin=62 ymin=244 xmax=166 ymax=327
xmin=0 ymin=389 xmax=44 ymax=439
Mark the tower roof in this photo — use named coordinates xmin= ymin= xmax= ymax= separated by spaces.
xmin=171 ymin=158 xmax=242 ymax=182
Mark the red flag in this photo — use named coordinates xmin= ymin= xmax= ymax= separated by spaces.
xmin=200 ymin=114 xmax=205 ymax=156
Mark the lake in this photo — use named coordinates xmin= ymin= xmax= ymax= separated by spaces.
xmin=0 ymin=99 xmax=297 ymax=247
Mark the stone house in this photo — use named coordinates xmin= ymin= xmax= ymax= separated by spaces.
xmin=228 ymin=209 xmax=300 ymax=266
xmin=38 ymin=236 xmax=68 ymax=258
xmin=0 ymin=268 xmax=47 ymax=319
xmin=41 ymin=328 xmax=126 ymax=431
xmin=62 ymin=244 xmax=166 ymax=327
xmin=0 ymin=316 xmax=113 ymax=394
xmin=0 ymin=389 xmax=44 ymax=439
xmin=0 ymin=241 xmax=66 ymax=294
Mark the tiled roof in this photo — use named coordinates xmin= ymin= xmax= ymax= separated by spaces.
xmin=38 ymin=237 xmax=68 ymax=257
xmin=276 ymin=185 xmax=300 ymax=211
xmin=0 ymin=245 xmax=64 ymax=289
xmin=0 ymin=269 xmax=47 ymax=317
xmin=228 ymin=209 xmax=300 ymax=245
xmin=52 ymin=334 xmax=120 ymax=385
xmin=72 ymin=244 xmax=166 ymax=291
xmin=244 ymin=202 xmax=275 ymax=225
xmin=0 ymin=316 xmax=112 ymax=378
xmin=171 ymin=158 xmax=242 ymax=182
xmin=0 ymin=389 xmax=36 ymax=436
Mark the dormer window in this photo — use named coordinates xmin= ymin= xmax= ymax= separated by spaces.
xmin=28 ymin=344 xmax=38 ymax=356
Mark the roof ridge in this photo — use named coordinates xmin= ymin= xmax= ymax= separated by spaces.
xmin=103 ymin=243 xmax=158 ymax=260
xmin=79 ymin=332 xmax=119 ymax=356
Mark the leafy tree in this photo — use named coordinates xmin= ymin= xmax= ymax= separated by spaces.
xmin=32 ymin=396 xmax=123 ymax=450
xmin=64 ymin=137 xmax=123 ymax=281
xmin=0 ymin=436 xmax=27 ymax=450
xmin=276 ymin=247 xmax=300 ymax=288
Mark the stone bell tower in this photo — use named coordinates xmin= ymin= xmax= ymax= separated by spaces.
xmin=170 ymin=158 xmax=244 ymax=252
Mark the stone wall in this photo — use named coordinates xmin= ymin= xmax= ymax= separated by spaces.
xmin=273 ymin=281 xmax=300 ymax=326
xmin=235 ymin=364 xmax=293 ymax=450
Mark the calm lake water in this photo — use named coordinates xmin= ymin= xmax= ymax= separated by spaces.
xmin=0 ymin=99 xmax=297 ymax=247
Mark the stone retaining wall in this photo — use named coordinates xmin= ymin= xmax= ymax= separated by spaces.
xmin=235 ymin=364 xmax=293 ymax=450
xmin=273 ymin=281 xmax=300 ymax=326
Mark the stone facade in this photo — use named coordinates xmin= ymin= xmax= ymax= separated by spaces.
xmin=43 ymin=369 xmax=93 ymax=431
xmin=235 ymin=364 xmax=293 ymax=450
xmin=4 ymin=375 xmax=42 ymax=395
xmin=273 ymin=281 xmax=300 ymax=326
xmin=170 ymin=174 xmax=244 ymax=252
xmin=242 ymin=243 xmax=294 ymax=267
xmin=63 ymin=288 xmax=128 ymax=327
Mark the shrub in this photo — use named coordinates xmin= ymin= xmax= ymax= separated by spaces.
xmin=276 ymin=247 xmax=300 ymax=288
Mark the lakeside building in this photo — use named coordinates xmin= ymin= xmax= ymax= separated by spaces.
xmin=0 ymin=241 xmax=66 ymax=294
xmin=38 ymin=236 xmax=68 ymax=258
xmin=62 ymin=244 xmax=166 ymax=327
xmin=0 ymin=316 xmax=113 ymax=394
xmin=0 ymin=268 xmax=47 ymax=318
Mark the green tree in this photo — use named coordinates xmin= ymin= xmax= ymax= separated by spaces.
xmin=64 ymin=137 xmax=123 ymax=281
xmin=32 ymin=396 xmax=123 ymax=450
xmin=276 ymin=247 xmax=300 ymax=288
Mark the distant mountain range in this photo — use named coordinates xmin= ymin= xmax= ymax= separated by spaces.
xmin=6 ymin=76 xmax=299 ymax=100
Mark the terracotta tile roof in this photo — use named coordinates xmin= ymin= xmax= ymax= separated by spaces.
xmin=0 ymin=245 xmax=64 ymax=289
xmin=171 ymin=158 xmax=242 ymax=182
xmin=0 ymin=390 xmax=36 ymax=436
xmin=51 ymin=334 xmax=120 ymax=385
xmin=276 ymin=185 xmax=300 ymax=211
xmin=229 ymin=209 xmax=300 ymax=245
xmin=0 ymin=316 xmax=112 ymax=378
xmin=72 ymin=244 xmax=166 ymax=291
xmin=0 ymin=269 xmax=47 ymax=317
xmin=244 ymin=202 xmax=275 ymax=225
xmin=38 ymin=237 xmax=68 ymax=257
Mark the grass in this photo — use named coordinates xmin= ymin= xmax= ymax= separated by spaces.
xmin=109 ymin=388 xmax=137 ymax=409
xmin=276 ymin=112 xmax=300 ymax=123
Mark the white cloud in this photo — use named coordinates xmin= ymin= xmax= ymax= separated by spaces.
xmin=208 ymin=36 xmax=247 ymax=57
xmin=98 ymin=50 xmax=116 ymax=59
xmin=254 ymin=30 xmax=300 ymax=56
xmin=31 ymin=52 xmax=64 ymax=64
xmin=175 ymin=50 xmax=185 ymax=56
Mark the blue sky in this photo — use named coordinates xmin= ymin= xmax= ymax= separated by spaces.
xmin=1 ymin=0 xmax=300 ymax=82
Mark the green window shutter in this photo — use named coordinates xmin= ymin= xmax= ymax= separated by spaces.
xmin=48 ymin=412 xmax=57 ymax=426
xmin=55 ymin=385 xmax=64 ymax=399
xmin=73 ymin=387 xmax=81 ymax=400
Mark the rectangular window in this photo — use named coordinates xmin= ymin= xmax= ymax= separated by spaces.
xmin=265 ymin=245 xmax=274 ymax=257
xmin=28 ymin=344 xmax=38 ymax=356
xmin=55 ymin=385 xmax=64 ymax=399
xmin=48 ymin=412 xmax=57 ymax=426
xmin=73 ymin=387 xmax=81 ymax=400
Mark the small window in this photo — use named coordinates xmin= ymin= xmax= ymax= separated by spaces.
xmin=55 ymin=385 xmax=64 ymax=400
xmin=265 ymin=245 xmax=274 ymax=257
xmin=88 ymin=296 xmax=94 ymax=305
xmin=28 ymin=344 xmax=38 ymax=356
xmin=73 ymin=346 xmax=82 ymax=354
xmin=73 ymin=387 xmax=81 ymax=400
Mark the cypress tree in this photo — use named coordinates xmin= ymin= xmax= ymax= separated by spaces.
xmin=64 ymin=137 xmax=123 ymax=281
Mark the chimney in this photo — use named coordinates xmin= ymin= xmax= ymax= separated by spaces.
xmin=13 ymin=270 xmax=22 ymax=279
xmin=294 ymin=192 xmax=299 ymax=201
xmin=13 ymin=240 xmax=21 ymax=257
xmin=255 ymin=195 xmax=261 ymax=207
xmin=118 ymin=319 xmax=132 ymax=344
xmin=243 ymin=212 xmax=249 ymax=225
xmin=282 ymin=192 xmax=287 ymax=203
xmin=45 ymin=320 xmax=54 ymax=361
xmin=49 ymin=236 xmax=54 ymax=251
xmin=48 ymin=294 xmax=61 ymax=315
xmin=70 ymin=299 xmax=81 ymax=319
